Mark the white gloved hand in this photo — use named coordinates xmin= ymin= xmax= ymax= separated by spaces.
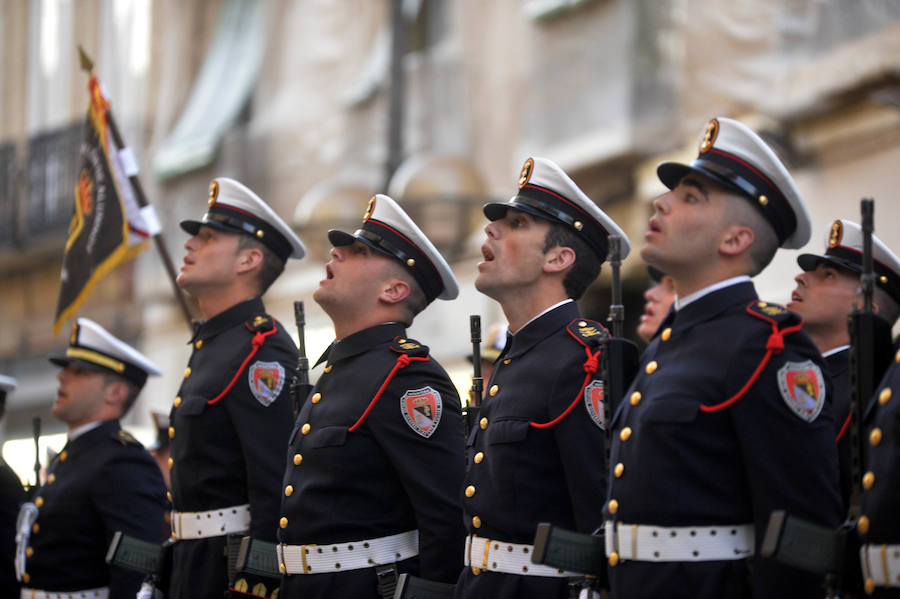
xmin=14 ymin=502 xmax=38 ymax=582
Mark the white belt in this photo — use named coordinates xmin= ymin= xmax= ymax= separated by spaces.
xmin=171 ymin=504 xmax=250 ymax=540
xmin=278 ymin=530 xmax=419 ymax=575
xmin=21 ymin=587 xmax=109 ymax=599
xmin=860 ymin=543 xmax=900 ymax=588
xmin=604 ymin=521 xmax=754 ymax=562
xmin=464 ymin=535 xmax=578 ymax=578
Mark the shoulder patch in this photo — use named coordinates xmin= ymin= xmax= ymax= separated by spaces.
xmin=400 ymin=386 xmax=443 ymax=438
xmin=566 ymin=319 xmax=609 ymax=347
xmin=248 ymin=361 xmax=286 ymax=406
xmin=114 ymin=429 xmax=141 ymax=446
xmin=778 ymin=360 xmax=826 ymax=422
xmin=746 ymin=301 xmax=801 ymax=327
xmin=584 ymin=379 xmax=606 ymax=430
xmin=245 ymin=314 xmax=274 ymax=333
xmin=390 ymin=337 xmax=430 ymax=358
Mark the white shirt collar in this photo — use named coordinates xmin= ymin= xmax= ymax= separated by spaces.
xmin=516 ymin=299 xmax=573 ymax=333
xmin=822 ymin=344 xmax=850 ymax=358
xmin=68 ymin=421 xmax=103 ymax=441
xmin=674 ymin=275 xmax=752 ymax=311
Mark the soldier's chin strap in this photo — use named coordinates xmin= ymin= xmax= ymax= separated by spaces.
xmin=701 ymin=303 xmax=804 ymax=413
xmin=530 ymin=347 xmax=601 ymax=429
xmin=348 ymin=353 xmax=430 ymax=432
xmin=207 ymin=325 xmax=279 ymax=406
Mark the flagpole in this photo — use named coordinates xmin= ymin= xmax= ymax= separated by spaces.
xmin=79 ymin=47 xmax=197 ymax=330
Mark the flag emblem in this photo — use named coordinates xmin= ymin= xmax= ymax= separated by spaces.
xmin=584 ymin=379 xmax=606 ymax=430
xmin=400 ymin=387 xmax=443 ymax=438
xmin=777 ymin=360 xmax=825 ymax=422
xmin=248 ymin=361 xmax=285 ymax=407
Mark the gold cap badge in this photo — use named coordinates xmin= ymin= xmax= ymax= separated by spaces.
xmin=363 ymin=196 xmax=376 ymax=221
xmin=208 ymin=181 xmax=219 ymax=206
xmin=518 ymin=158 xmax=534 ymax=189
xmin=828 ymin=220 xmax=843 ymax=248
xmin=699 ymin=119 xmax=719 ymax=154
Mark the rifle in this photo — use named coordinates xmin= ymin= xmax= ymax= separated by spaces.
xmin=291 ymin=301 xmax=313 ymax=418
xmin=464 ymin=315 xmax=483 ymax=436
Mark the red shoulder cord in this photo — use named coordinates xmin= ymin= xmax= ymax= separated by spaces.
xmin=836 ymin=412 xmax=852 ymax=443
xmin=348 ymin=353 xmax=430 ymax=432
xmin=530 ymin=346 xmax=602 ymax=429
xmin=700 ymin=306 xmax=804 ymax=413
xmin=206 ymin=324 xmax=279 ymax=405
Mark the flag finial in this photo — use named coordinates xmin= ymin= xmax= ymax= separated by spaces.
xmin=78 ymin=45 xmax=94 ymax=73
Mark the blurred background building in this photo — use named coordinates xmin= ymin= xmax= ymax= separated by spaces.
xmin=2 ymin=0 xmax=900 ymax=483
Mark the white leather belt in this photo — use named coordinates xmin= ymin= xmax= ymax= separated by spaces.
xmin=278 ymin=530 xmax=418 ymax=575
xmin=464 ymin=534 xmax=577 ymax=578
xmin=860 ymin=543 xmax=900 ymax=588
xmin=604 ymin=521 xmax=754 ymax=562
xmin=21 ymin=587 xmax=109 ymax=599
xmin=171 ymin=504 xmax=250 ymax=540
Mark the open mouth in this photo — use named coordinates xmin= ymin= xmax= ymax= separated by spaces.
xmin=790 ymin=291 xmax=802 ymax=303
xmin=325 ymin=264 xmax=335 ymax=280
xmin=648 ymin=217 xmax=662 ymax=233
xmin=481 ymin=244 xmax=495 ymax=262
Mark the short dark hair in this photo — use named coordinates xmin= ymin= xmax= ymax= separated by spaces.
xmin=384 ymin=260 xmax=427 ymax=324
xmin=543 ymin=222 xmax=603 ymax=299
xmin=236 ymin=235 xmax=285 ymax=294
xmin=103 ymin=373 xmax=141 ymax=416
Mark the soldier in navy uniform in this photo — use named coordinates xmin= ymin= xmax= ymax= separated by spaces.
xmin=277 ymin=194 xmax=465 ymax=598
xmin=16 ymin=318 xmax=166 ymax=599
xmin=168 ymin=177 xmax=304 ymax=599
xmin=0 ymin=375 xmax=24 ymax=599
xmin=604 ymin=117 xmax=843 ymax=599
xmin=455 ymin=157 xmax=630 ymax=599
xmin=788 ymin=219 xmax=900 ymax=507
xmin=858 ymin=340 xmax=900 ymax=597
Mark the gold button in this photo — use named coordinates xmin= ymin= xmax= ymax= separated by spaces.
xmin=301 ymin=423 xmax=311 ymax=435
xmin=195 ymin=339 xmax=203 ymax=349
xmin=324 ymin=365 xmax=333 ymax=373
xmin=293 ymin=454 xmax=303 ymax=465
xmin=579 ymin=321 xmax=587 ymax=327
xmin=630 ymin=391 xmax=642 ymax=406
xmin=26 ymin=547 xmax=33 ymax=558
xmin=879 ymin=388 xmax=891 ymax=405
xmin=661 ymin=328 xmax=672 ymax=342
xmin=880 ymin=275 xmax=888 ymax=284
xmin=465 ymin=485 xmax=476 ymax=498
xmin=870 ymin=428 xmax=883 ymax=446
xmin=472 ymin=516 xmax=482 ymax=528
xmin=608 ymin=552 xmax=619 ymax=567
xmin=22 ymin=573 xmax=30 ymax=584
xmin=619 ymin=427 xmax=632 ymax=442
xmin=896 ymin=349 xmax=900 ymax=363
xmin=167 ymin=457 xmax=174 ymax=469
xmin=32 ymin=523 xmax=39 ymax=534
xmin=480 ymin=418 xmax=488 ymax=430
xmin=471 ymin=566 xmax=481 ymax=575
xmin=865 ymin=578 xmax=875 ymax=595
xmin=489 ymin=385 xmax=499 ymax=396
xmin=171 ymin=531 xmax=177 ymax=541
xmin=35 ymin=497 xmax=43 ymax=508
xmin=311 ymin=393 xmax=321 ymax=404
xmin=399 ymin=339 xmax=406 ymax=343
xmin=759 ymin=195 xmax=768 ymax=206
xmin=645 ymin=361 xmax=658 ymax=374
xmin=184 ymin=367 xmax=192 ymax=378
xmin=256 ymin=230 xmax=264 ymax=238
xmin=407 ymin=258 xmax=416 ymax=267
xmin=47 ymin=474 xmax=55 ymax=484
xmin=59 ymin=450 xmax=67 ymax=462
xmin=285 ymin=485 xmax=293 ymax=497
xmin=474 ymin=452 xmax=484 ymax=464
xmin=863 ymin=471 xmax=875 ymax=490
xmin=280 ymin=517 xmax=288 ymax=528
xmin=174 ymin=396 xmax=182 ymax=408
xmin=608 ymin=499 xmax=619 ymax=514
xmin=167 ymin=491 xmax=172 ymax=502
xmin=168 ymin=427 xmax=175 ymax=439
xmin=574 ymin=220 xmax=583 ymax=230
xmin=614 ymin=463 xmax=624 ymax=478
xmin=857 ymin=515 xmax=870 ymax=534
xmin=503 ymin=359 xmax=511 ymax=365
xmin=280 ymin=563 xmax=287 ymax=574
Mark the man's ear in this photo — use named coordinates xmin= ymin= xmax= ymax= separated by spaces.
xmin=379 ymin=278 xmax=411 ymax=305
xmin=543 ymin=245 xmax=576 ymax=274
xmin=235 ymin=246 xmax=264 ymax=275
xmin=719 ymin=225 xmax=754 ymax=257
xmin=103 ymin=380 xmax=129 ymax=409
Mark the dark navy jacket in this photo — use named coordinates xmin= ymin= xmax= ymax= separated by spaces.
xmin=22 ymin=419 xmax=166 ymax=597
xmin=605 ymin=281 xmax=842 ymax=599
xmin=279 ymin=322 xmax=465 ymax=599
xmin=0 ymin=458 xmax=24 ymax=599
xmin=168 ymin=297 xmax=297 ymax=599
xmin=824 ymin=347 xmax=852 ymax=508
xmin=455 ymin=301 xmax=609 ymax=599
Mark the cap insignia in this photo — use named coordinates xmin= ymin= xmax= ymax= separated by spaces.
xmin=828 ymin=220 xmax=843 ymax=248
xmin=518 ymin=158 xmax=534 ymax=189
xmin=70 ymin=323 xmax=79 ymax=345
xmin=699 ymin=118 xmax=719 ymax=154
xmin=208 ymin=181 xmax=219 ymax=206
xmin=363 ymin=196 xmax=376 ymax=221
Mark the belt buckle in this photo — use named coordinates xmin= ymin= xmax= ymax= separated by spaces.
xmin=468 ymin=535 xmax=480 ymax=575
xmin=375 ymin=563 xmax=399 ymax=597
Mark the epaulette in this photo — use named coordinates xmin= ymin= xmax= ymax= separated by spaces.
xmin=745 ymin=300 xmax=802 ymax=328
xmin=245 ymin=314 xmax=274 ymax=333
xmin=114 ymin=429 xmax=141 ymax=447
xmin=566 ymin=319 xmax=609 ymax=347
xmin=390 ymin=337 xmax=430 ymax=358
